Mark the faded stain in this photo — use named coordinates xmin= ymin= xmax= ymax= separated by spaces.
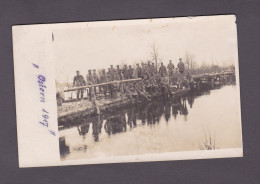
xmin=112 ymin=26 xmax=116 ymax=31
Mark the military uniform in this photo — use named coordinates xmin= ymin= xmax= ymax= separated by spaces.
xmin=122 ymin=66 xmax=128 ymax=79
xmin=92 ymin=72 xmax=99 ymax=84
xmin=147 ymin=63 xmax=153 ymax=76
xmin=160 ymin=76 xmax=170 ymax=97
xmin=125 ymin=83 xmax=137 ymax=102
xmin=159 ymin=64 xmax=167 ymax=77
xmin=177 ymin=60 xmax=185 ymax=74
xmin=116 ymin=67 xmax=123 ymax=80
xmin=135 ymin=81 xmax=151 ymax=101
xmin=149 ymin=76 xmax=159 ymax=95
xmin=136 ymin=65 xmax=142 ymax=78
xmin=73 ymin=74 xmax=86 ymax=99
xmin=86 ymin=72 xmax=94 ymax=99
xmin=128 ymin=66 xmax=134 ymax=79
xmin=151 ymin=63 xmax=156 ymax=74
xmin=86 ymin=73 xmax=94 ymax=85
xmin=167 ymin=62 xmax=174 ymax=76
xmin=92 ymin=70 xmax=99 ymax=94
xmin=100 ymin=70 xmax=108 ymax=96
xmin=169 ymin=73 xmax=178 ymax=85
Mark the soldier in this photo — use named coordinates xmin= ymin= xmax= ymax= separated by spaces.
xmin=147 ymin=60 xmax=152 ymax=76
xmin=167 ymin=60 xmax=175 ymax=76
xmin=86 ymin=70 xmax=93 ymax=85
xmin=135 ymin=80 xmax=151 ymax=101
xmin=122 ymin=65 xmax=128 ymax=79
xmin=142 ymin=72 xmax=151 ymax=93
xmin=128 ymin=65 xmax=134 ymax=79
xmin=177 ymin=58 xmax=185 ymax=74
xmin=155 ymin=73 xmax=161 ymax=85
xmin=149 ymin=74 xmax=159 ymax=95
xmin=73 ymin=70 xmax=86 ymax=100
xmin=92 ymin=69 xmax=99 ymax=84
xmin=99 ymin=69 xmax=108 ymax=96
xmin=110 ymin=65 xmax=115 ymax=74
xmin=110 ymin=72 xmax=120 ymax=98
xmin=160 ymin=73 xmax=170 ymax=97
xmin=159 ymin=62 xmax=167 ymax=77
xmin=113 ymin=71 xmax=120 ymax=81
xmin=125 ymin=82 xmax=137 ymax=103
xmin=106 ymin=68 xmax=113 ymax=97
xmin=136 ymin=63 xmax=142 ymax=78
xmin=151 ymin=62 xmax=156 ymax=74
xmin=116 ymin=65 xmax=123 ymax=80
xmin=92 ymin=69 xmax=99 ymax=94
xmin=107 ymin=68 xmax=114 ymax=81
xmin=169 ymin=73 xmax=178 ymax=86
xmin=106 ymin=68 xmax=111 ymax=81
xmin=86 ymin=70 xmax=94 ymax=99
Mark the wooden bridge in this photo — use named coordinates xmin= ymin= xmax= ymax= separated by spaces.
xmin=57 ymin=70 xmax=236 ymax=126
xmin=57 ymin=71 xmax=235 ymax=104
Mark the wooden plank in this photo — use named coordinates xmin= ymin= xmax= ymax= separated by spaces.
xmin=64 ymin=78 xmax=142 ymax=92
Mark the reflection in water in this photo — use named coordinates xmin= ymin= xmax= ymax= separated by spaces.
xmin=77 ymin=123 xmax=90 ymax=138
xmin=105 ymin=112 xmax=126 ymax=135
xmin=59 ymin=81 xmax=241 ymax=160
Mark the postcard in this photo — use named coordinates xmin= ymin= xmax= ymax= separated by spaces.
xmin=12 ymin=15 xmax=243 ymax=167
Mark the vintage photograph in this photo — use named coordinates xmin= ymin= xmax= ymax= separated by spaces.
xmin=55 ymin=15 xmax=242 ymax=161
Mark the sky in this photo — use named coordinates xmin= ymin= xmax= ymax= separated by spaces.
xmin=53 ymin=15 xmax=238 ymax=83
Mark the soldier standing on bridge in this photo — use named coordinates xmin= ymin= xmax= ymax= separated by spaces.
xmin=92 ymin=69 xmax=99 ymax=94
xmin=110 ymin=65 xmax=115 ymax=74
xmin=116 ymin=65 xmax=123 ymax=80
xmin=125 ymin=82 xmax=137 ymax=103
xmin=122 ymin=65 xmax=128 ymax=79
xmin=159 ymin=62 xmax=167 ymax=77
xmin=86 ymin=70 xmax=94 ymax=99
xmin=167 ymin=60 xmax=174 ymax=76
xmin=73 ymin=70 xmax=86 ymax=100
xmin=160 ymin=73 xmax=170 ymax=98
xmin=151 ymin=62 xmax=156 ymax=75
xmin=99 ymin=69 xmax=108 ymax=97
xmin=147 ymin=61 xmax=153 ymax=76
xmin=135 ymin=80 xmax=151 ymax=101
xmin=128 ymin=65 xmax=134 ymax=79
xmin=177 ymin=58 xmax=185 ymax=74
xmin=136 ymin=63 xmax=142 ymax=78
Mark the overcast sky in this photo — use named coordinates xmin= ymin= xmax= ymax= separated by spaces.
xmin=53 ymin=15 xmax=238 ymax=83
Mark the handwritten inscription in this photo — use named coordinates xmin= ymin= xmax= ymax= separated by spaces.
xmin=33 ymin=63 xmax=56 ymax=136
xmin=38 ymin=75 xmax=46 ymax=102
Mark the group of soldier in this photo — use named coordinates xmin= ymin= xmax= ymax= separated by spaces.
xmin=72 ymin=58 xmax=187 ymax=101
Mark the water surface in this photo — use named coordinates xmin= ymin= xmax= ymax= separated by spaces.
xmin=59 ymin=85 xmax=242 ymax=160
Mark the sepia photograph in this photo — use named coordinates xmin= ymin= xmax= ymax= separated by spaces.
xmin=54 ymin=15 xmax=243 ymax=162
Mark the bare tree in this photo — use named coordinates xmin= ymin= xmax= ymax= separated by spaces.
xmin=185 ymin=51 xmax=195 ymax=72
xmin=151 ymin=41 xmax=159 ymax=73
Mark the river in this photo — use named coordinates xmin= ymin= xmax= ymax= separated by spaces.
xmin=59 ymin=84 xmax=242 ymax=160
